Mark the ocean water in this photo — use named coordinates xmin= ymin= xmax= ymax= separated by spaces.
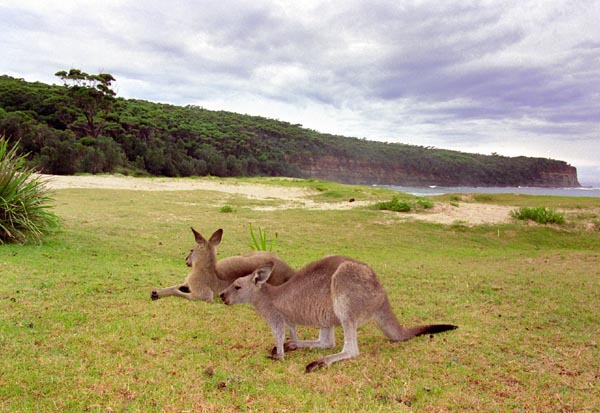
xmin=383 ymin=184 xmax=600 ymax=198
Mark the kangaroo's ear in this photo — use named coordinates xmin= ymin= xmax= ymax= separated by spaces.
xmin=252 ymin=263 xmax=274 ymax=287
xmin=191 ymin=227 xmax=205 ymax=244
xmin=209 ymin=229 xmax=223 ymax=246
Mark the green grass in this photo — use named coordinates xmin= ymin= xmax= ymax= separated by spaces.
xmin=237 ymin=176 xmax=396 ymax=201
xmin=1 ymin=179 xmax=599 ymax=412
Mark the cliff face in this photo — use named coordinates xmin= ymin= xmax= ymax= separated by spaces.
xmin=294 ymin=156 xmax=580 ymax=187
xmin=535 ymin=168 xmax=581 ymax=187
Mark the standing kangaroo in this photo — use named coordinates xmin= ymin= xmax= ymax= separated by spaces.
xmin=220 ymin=255 xmax=457 ymax=372
xmin=150 ymin=228 xmax=296 ymax=303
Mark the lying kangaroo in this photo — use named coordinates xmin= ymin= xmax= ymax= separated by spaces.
xmin=150 ymin=228 xmax=296 ymax=303
xmin=220 ymin=255 xmax=457 ymax=372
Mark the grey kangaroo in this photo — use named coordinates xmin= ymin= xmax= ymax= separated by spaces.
xmin=150 ymin=228 xmax=296 ymax=303
xmin=220 ymin=255 xmax=457 ymax=372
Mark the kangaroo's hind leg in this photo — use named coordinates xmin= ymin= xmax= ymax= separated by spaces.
xmin=305 ymin=321 xmax=359 ymax=373
xmin=304 ymin=260 xmax=379 ymax=372
xmin=151 ymin=284 xmax=213 ymax=301
xmin=151 ymin=284 xmax=190 ymax=300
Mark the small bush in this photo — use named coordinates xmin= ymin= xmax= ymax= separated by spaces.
xmin=372 ymin=196 xmax=412 ymax=212
xmin=510 ymin=207 xmax=565 ymax=225
xmin=371 ymin=196 xmax=434 ymax=213
xmin=219 ymin=205 xmax=234 ymax=213
xmin=416 ymin=198 xmax=434 ymax=209
xmin=0 ymin=138 xmax=59 ymax=244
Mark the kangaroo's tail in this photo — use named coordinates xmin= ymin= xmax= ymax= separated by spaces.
xmin=374 ymin=299 xmax=457 ymax=341
xmin=406 ymin=324 xmax=458 ymax=338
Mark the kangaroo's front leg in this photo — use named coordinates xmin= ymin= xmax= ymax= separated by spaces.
xmin=267 ymin=320 xmax=287 ymax=360
xmin=272 ymin=326 xmax=335 ymax=356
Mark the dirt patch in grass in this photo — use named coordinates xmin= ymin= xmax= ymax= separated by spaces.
xmin=42 ymin=174 xmax=515 ymax=225
xmin=398 ymin=202 xmax=514 ymax=225
xmin=40 ymin=174 xmax=311 ymax=200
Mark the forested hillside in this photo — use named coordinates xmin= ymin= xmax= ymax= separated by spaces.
xmin=0 ymin=73 xmax=579 ymax=187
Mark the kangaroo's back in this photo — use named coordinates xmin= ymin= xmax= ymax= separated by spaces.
xmin=278 ymin=255 xmax=357 ymax=292
xmin=217 ymin=251 xmax=295 ymax=285
xmin=267 ymin=255 xmax=357 ymax=326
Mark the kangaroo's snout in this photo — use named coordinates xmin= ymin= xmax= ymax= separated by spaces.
xmin=219 ymin=292 xmax=228 ymax=304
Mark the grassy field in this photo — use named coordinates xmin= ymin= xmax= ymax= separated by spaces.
xmin=1 ymin=178 xmax=599 ymax=412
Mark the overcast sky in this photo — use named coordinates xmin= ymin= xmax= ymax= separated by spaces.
xmin=2 ymin=0 xmax=599 ymax=184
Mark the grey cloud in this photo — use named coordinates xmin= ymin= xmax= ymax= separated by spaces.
xmin=519 ymin=123 xmax=595 ymax=138
xmin=1 ymin=0 xmax=598 ymax=173
xmin=0 ymin=5 xmax=44 ymax=30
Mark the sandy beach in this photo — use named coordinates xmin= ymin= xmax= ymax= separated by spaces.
xmin=40 ymin=174 xmax=515 ymax=225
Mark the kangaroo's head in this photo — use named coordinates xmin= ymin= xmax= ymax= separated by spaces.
xmin=220 ymin=263 xmax=273 ymax=305
xmin=185 ymin=228 xmax=223 ymax=268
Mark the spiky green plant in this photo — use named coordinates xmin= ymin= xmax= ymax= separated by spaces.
xmin=0 ymin=138 xmax=59 ymax=244
xmin=248 ymin=223 xmax=278 ymax=251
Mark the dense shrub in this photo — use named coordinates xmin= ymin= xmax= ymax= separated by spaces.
xmin=510 ymin=206 xmax=565 ymax=225
xmin=371 ymin=196 xmax=434 ymax=212
xmin=0 ymin=137 xmax=59 ymax=243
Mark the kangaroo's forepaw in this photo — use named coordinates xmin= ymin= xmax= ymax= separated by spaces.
xmin=305 ymin=360 xmax=326 ymax=373
xmin=150 ymin=291 xmax=160 ymax=301
xmin=267 ymin=351 xmax=283 ymax=360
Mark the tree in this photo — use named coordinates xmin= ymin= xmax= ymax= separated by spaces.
xmin=54 ymin=69 xmax=116 ymax=139
xmin=40 ymin=138 xmax=79 ymax=175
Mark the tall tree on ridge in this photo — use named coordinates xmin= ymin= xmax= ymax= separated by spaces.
xmin=54 ymin=68 xmax=116 ymax=139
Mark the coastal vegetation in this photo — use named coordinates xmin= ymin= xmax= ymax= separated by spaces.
xmin=0 ymin=73 xmax=577 ymax=186
xmin=0 ymin=137 xmax=58 ymax=244
xmin=510 ymin=206 xmax=565 ymax=225
xmin=371 ymin=195 xmax=434 ymax=212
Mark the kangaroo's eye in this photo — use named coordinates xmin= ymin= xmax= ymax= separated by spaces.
xmin=234 ymin=286 xmax=241 ymax=290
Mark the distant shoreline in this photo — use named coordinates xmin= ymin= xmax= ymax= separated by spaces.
xmin=385 ymin=184 xmax=600 ymax=198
